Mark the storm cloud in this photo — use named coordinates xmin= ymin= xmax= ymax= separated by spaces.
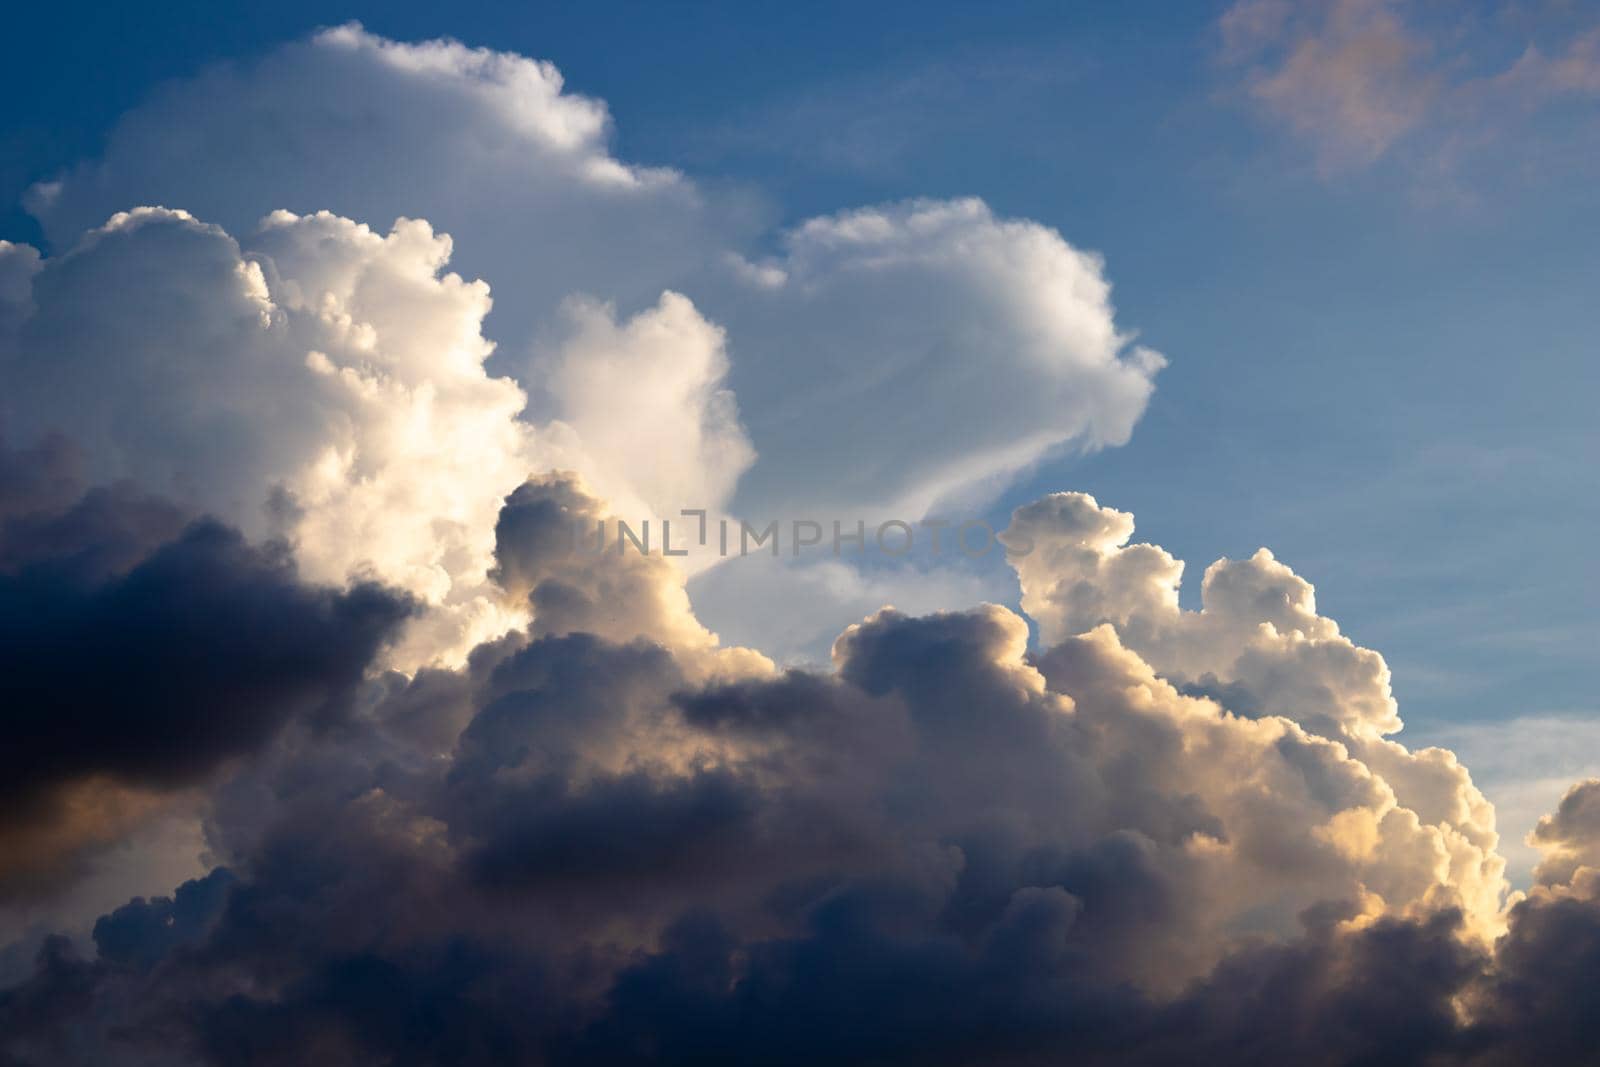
xmin=3 ymin=475 xmax=1599 ymax=1064
xmin=0 ymin=442 xmax=412 ymax=903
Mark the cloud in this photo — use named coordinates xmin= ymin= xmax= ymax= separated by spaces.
xmin=1217 ymin=0 xmax=1600 ymax=176
xmin=7 ymin=476 xmax=1600 ymax=1062
xmin=0 ymin=442 xmax=411 ymax=906
xmin=0 ymin=521 xmax=408 ymax=802
xmin=7 ymin=22 xmax=1600 ymax=1063
xmin=1529 ymin=779 xmax=1600 ymax=887
xmin=2 ymin=26 xmax=1167 ymax=671
xmin=528 ymin=291 xmax=755 ymax=523
xmin=24 ymin=24 xmax=732 ymax=350
xmin=1 ymin=207 xmax=549 ymax=668
xmin=1221 ymin=0 xmax=1438 ymax=169
xmin=714 ymin=198 xmax=1163 ymax=520
xmin=17 ymin=25 xmax=1161 ymax=536
xmin=1005 ymin=491 xmax=1506 ymax=936
xmin=0 ymin=204 xmax=748 ymax=671
xmin=489 ymin=472 xmax=768 ymax=680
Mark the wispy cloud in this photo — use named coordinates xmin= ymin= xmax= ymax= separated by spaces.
xmin=1217 ymin=0 xmax=1600 ymax=178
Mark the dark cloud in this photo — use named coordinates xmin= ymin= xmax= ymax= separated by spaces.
xmin=0 ymin=448 xmax=413 ymax=900
xmin=1461 ymin=890 xmax=1600 ymax=1065
xmin=91 ymin=869 xmax=238 ymax=973
xmin=0 ymin=436 xmax=186 ymax=581
xmin=1530 ymin=779 xmax=1600 ymax=886
xmin=1 ymin=522 xmax=411 ymax=806
xmin=490 ymin=474 xmax=722 ymax=651
xmin=7 ymin=477 xmax=1600 ymax=1065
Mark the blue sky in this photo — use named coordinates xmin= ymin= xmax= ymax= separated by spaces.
xmin=3 ymin=0 xmax=1597 ymax=869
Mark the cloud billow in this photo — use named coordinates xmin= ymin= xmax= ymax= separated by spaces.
xmin=3 ymin=22 xmax=1600 ymax=1066
xmin=2 ymin=475 xmax=1599 ymax=1064
xmin=0 ymin=441 xmax=412 ymax=905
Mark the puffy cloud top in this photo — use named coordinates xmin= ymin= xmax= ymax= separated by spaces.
xmin=719 ymin=199 xmax=1163 ymax=519
xmin=19 ymin=24 xmax=1161 ymax=539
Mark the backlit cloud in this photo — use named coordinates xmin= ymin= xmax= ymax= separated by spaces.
xmin=3 ymin=22 xmax=1598 ymax=1065
xmin=2 ymin=474 xmax=1600 ymax=1063
xmin=19 ymin=24 xmax=1162 ymax=533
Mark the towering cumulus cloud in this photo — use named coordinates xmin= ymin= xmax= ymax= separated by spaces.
xmin=4 ymin=22 xmax=1600 ymax=1067
xmin=18 ymin=24 xmax=1162 ymax=526
xmin=5 ymin=23 xmax=1170 ymax=662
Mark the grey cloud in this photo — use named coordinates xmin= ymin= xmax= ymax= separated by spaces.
xmin=5 ymin=460 xmax=1600 ymax=1063
xmin=1529 ymin=778 xmax=1600 ymax=886
xmin=0 ymin=444 xmax=413 ymax=903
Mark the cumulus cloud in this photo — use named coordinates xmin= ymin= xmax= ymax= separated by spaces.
xmin=1 ymin=202 xmax=761 ymax=670
xmin=5 ymin=474 xmax=1600 ymax=1063
xmin=7 ymin=22 xmax=1600 ymax=1064
xmin=1006 ymin=491 xmax=1506 ymax=936
xmin=0 ymin=440 xmax=411 ymax=908
xmin=488 ymin=473 xmax=769 ymax=681
xmin=1 ymin=207 xmax=541 ymax=667
xmin=713 ymin=198 xmax=1163 ymax=520
xmin=25 ymin=24 xmax=731 ymax=349
xmin=527 ymin=291 xmax=755 ymax=523
xmin=18 ymin=24 xmax=1161 ymax=535
xmin=0 ymin=26 xmax=1170 ymax=669
xmin=1529 ymin=779 xmax=1600 ymax=887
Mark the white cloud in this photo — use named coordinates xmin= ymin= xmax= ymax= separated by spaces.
xmin=712 ymin=198 xmax=1163 ymax=521
xmin=2 ymin=208 xmax=536 ymax=667
xmin=0 ymin=25 xmax=1174 ymax=671
xmin=6 ymin=23 xmax=1600 ymax=1059
xmin=1004 ymin=491 xmax=1508 ymax=937
xmin=1417 ymin=714 xmax=1600 ymax=887
xmin=28 ymin=23 xmax=737 ymax=352
xmin=23 ymin=26 xmax=1161 ymax=534
xmin=529 ymin=291 xmax=754 ymax=525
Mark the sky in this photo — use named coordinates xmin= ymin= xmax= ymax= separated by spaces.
xmin=1 ymin=2 xmax=1599 ymax=1063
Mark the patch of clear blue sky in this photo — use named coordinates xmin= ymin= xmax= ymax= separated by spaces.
xmin=4 ymin=0 xmax=1595 ymax=738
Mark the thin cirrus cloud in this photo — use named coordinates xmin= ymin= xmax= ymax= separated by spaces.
xmin=6 ymin=19 xmax=1600 ymax=1066
xmin=1217 ymin=0 xmax=1600 ymax=175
